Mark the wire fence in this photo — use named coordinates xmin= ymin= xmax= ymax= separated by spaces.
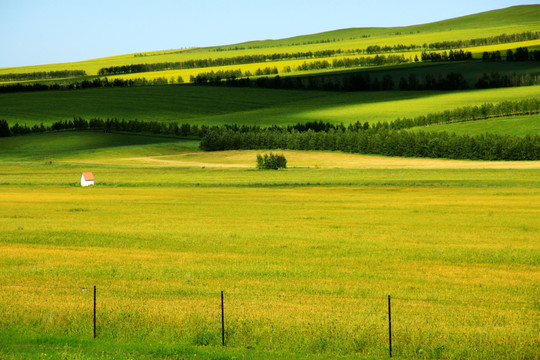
xmin=1 ymin=284 xmax=538 ymax=357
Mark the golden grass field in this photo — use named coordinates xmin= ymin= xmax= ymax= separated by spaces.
xmin=1 ymin=137 xmax=539 ymax=359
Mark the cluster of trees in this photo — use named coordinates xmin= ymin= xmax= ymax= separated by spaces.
xmin=256 ymin=153 xmax=287 ymax=169
xmin=200 ymin=127 xmax=540 ymax=160
xmin=481 ymin=51 xmax=503 ymax=61
xmin=507 ymin=47 xmax=540 ymax=61
xmin=0 ymin=70 xmax=87 ymax=82
xmin=475 ymin=72 xmax=540 ymax=88
xmin=0 ymin=76 xmax=183 ymax=94
xmin=421 ymin=49 xmax=473 ymax=62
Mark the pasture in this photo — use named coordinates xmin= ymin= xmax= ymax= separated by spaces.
xmin=1 ymin=85 xmax=540 ymax=127
xmin=412 ymin=113 xmax=540 ymax=136
xmin=1 ymin=133 xmax=539 ymax=359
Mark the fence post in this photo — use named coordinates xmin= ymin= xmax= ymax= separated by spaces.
xmin=388 ymin=294 xmax=392 ymax=358
xmin=93 ymin=285 xmax=97 ymax=339
xmin=221 ymin=290 xmax=225 ymax=346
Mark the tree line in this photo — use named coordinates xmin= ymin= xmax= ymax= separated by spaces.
xmin=95 ymin=31 xmax=540 ymax=77
xmin=420 ymin=49 xmax=473 ymax=62
xmin=2 ymin=98 xmax=537 ymax=137
xmin=0 ymin=76 xmax=183 ymax=94
xmin=97 ymin=51 xmax=342 ymax=76
xmin=2 ymin=99 xmax=538 ymax=161
xmin=0 ymin=117 xmax=213 ymax=138
xmin=197 ymin=99 xmax=540 ymax=160
xmin=482 ymin=48 xmax=540 ymax=61
xmin=205 ymin=69 xmax=538 ymax=92
xmin=424 ymin=31 xmax=540 ymax=50
xmin=0 ymin=70 xmax=87 ymax=81
xmin=384 ymin=98 xmax=540 ymax=129
xmin=189 ymin=68 xmax=279 ymax=84
xmin=216 ymin=31 xmax=538 ymax=55
xmin=475 ymin=72 xmax=540 ymax=89
xmin=199 ymin=126 xmax=540 ymax=160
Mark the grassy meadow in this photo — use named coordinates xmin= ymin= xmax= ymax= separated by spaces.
xmin=1 ymin=85 xmax=540 ymax=127
xmin=1 ymin=5 xmax=540 ymax=360
xmin=1 ymin=133 xmax=540 ymax=360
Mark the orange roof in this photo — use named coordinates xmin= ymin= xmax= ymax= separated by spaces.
xmin=82 ymin=172 xmax=94 ymax=181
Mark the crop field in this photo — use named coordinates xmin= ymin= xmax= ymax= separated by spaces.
xmin=1 ymin=85 xmax=540 ymax=128
xmin=0 ymin=133 xmax=539 ymax=360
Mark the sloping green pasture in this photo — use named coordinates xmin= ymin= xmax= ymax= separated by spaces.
xmin=1 ymin=85 xmax=539 ymax=127
xmin=412 ymin=113 xmax=540 ymax=136
xmin=0 ymin=132 xmax=539 ymax=360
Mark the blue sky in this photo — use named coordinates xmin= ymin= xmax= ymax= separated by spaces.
xmin=0 ymin=0 xmax=536 ymax=68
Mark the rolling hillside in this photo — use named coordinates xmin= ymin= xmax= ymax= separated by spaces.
xmin=1 ymin=85 xmax=539 ymax=127
xmin=0 ymin=5 xmax=539 ymax=77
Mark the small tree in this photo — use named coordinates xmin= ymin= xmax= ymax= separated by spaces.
xmin=0 ymin=119 xmax=10 ymax=137
xmin=256 ymin=153 xmax=287 ymax=170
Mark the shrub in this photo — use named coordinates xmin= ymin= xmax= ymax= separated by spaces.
xmin=256 ymin=153 xmax=287 ymax=170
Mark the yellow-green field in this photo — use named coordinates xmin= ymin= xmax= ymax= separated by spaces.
xmin=1 ymin=134 xmax=539 ymax=359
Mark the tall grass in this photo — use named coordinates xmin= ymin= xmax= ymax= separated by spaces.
xmin=0 ymin=184 xmax=538 ymax=359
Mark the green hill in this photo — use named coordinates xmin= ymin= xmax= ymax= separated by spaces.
xmin=1 ymin=85 xmax=539 ymax=127
xmin=1 ymin=5 xmax=539 ymax=138
xmin=412 ymin=113 xmax=540 ymax=136
xmin=1 ymin=5 xmax=539 ymax=77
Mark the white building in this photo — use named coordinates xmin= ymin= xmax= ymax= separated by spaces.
xmin=81 ymin=172 xmax=95 ymax=187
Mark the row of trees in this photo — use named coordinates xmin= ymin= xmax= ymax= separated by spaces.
xmin=218 ymin=31 xmax=538 ymax=55
xmin=0 ymin=70 xmax=87 ymax=81
xmin=3 ymin=98 xmax=538 ymax=161
xmin=96 ymin=31 xmax=540 ymax=77
xmin=195 ymin=98 xmax=540 ymax=160
xmin=424 ymin=31 xmax=540 ymax=50
xmin=199 ymin=127 xmax=540 ymax=160
xmin=385 ymin=98 xmax=540 ymax=130
xmin=98 ymin=50 xmax=344 ymax=76
xmin=0 ymin=76 xmax=183 ymax=94
xmin=475 ymin=72 xmax=540 ymax=89
xmin=188 ymin=67 xmax=279 ymax=84
xmin=0 ymin=117 xmax=220 ymax=138
xmin=482 ymin=48 xmax=540 ymax=61
xmin=214 ymin=69 xmax=538 ymax=92
xmin=421 ymin=49 xmax=473 ymax=62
